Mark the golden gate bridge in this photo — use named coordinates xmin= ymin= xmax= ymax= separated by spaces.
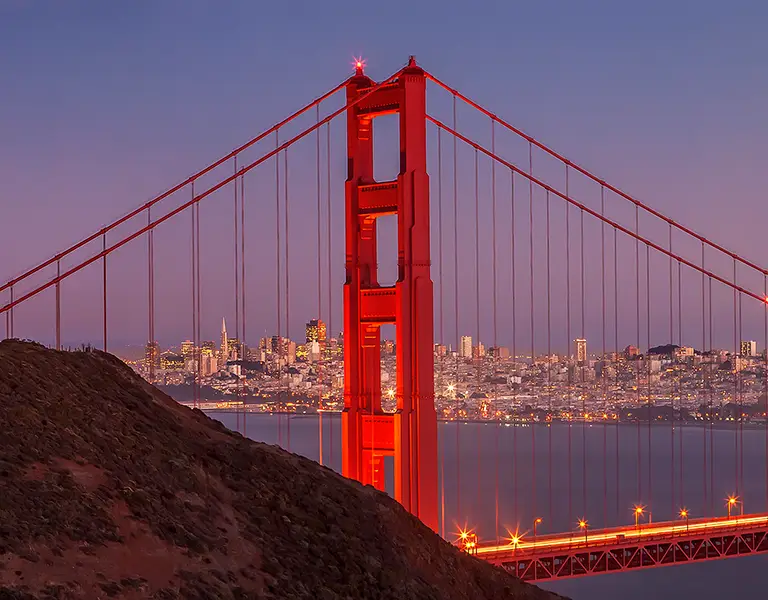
xmin=3 ymin=57 xmax=768 ymax=581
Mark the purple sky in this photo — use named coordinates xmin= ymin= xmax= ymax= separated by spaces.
xmin=2 ymin=1 xmax=767 ymax=352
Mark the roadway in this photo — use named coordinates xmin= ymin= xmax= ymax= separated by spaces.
xmin=475 ymin=512 xmax=768 ymax=560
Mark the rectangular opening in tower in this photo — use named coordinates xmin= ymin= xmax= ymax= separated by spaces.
xmin=376 ymin=214 xmax=398 ymax=287
xmin=372 ymin=113 xmax=400 ymax=183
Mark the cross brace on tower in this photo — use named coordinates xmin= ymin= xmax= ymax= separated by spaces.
xmin=342 ymin=57 xmax=438 ymax=531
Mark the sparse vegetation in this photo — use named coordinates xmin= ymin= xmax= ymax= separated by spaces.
xmin=0 ymin=340 xmax=565 ymax=599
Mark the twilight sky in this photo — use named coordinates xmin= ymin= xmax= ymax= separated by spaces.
xmin=1 ymin=0 xmax=767 ymax=352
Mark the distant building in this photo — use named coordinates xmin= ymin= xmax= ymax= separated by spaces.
xmin=306 ymin=319 xmax=327 ymax=344
xmin=740 ymin=340 xmax=757 ymax=357
xmin=220 ymin=318 xmax=228 ymax=362
xmin=575 ymin=338 xmax=587 ymax=363
xmin=160 ymin=352 xmax=184 ymax=371
xmin=624 ymin=345 xmax=640 ymax=359
xmin=180 ymin=340 xmax=194 ymax=360
xmin=201 ymin=353 xmax=217 ymax=377
xmin=460 ymin=335 xmax=472 ymax=358
xmin=473 ymin=342 xmax=485 ymax=358
xmin=144 ymin=341 xmax=161 ymax=373
xmin=227 ymin=338 xmax=241 ymax=360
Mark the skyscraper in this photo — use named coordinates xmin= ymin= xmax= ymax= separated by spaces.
xmin=306 ymin=319 xmax=327 ymax=344
xmin=575 ymin=338 xmax=587 ymax=363
xmin=180 ymin=340 xmax=194 ymax=359
xmin=144 ymin=341 xmax=160 ymax=374
xmin=460 ymin=335 xmax=472 ymax=358
xmin=740 ymin=340 xmax=757 ymax=357
xmin=220 ymin=318 xmax=228 ymax=361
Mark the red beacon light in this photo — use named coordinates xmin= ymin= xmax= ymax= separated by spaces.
xmin=352 ymin=56 xmax=366 ymax=74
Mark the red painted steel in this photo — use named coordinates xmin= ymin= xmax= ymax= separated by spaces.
xmin=426 ymin=115 xmax=768 ymax=305
xmin=425 ymin=72 xmax=768 ymax=278
xmin=0 ymin=79 xmax=352 ymax=297
xmin=0 ymin=70 xmax=406 ymax=317
xmin=342 ymin=58 xmax=438 ymax=531
xmin=476 ymin=514 xmax=768 ymax=582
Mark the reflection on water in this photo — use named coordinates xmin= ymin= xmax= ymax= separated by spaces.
xmin=208 ymin=412 xmax=768 ymax=600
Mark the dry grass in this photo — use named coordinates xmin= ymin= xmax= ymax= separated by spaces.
xmin=0 ymin=340 xmax=566 ymax=600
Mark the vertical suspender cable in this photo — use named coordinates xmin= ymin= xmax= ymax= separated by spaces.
xmin=438 ymin=126 xmax=445 ymax=537
xmin=326 ymin=122 xmax=334 ymax=468
xmin=241 ymin=163 xmax=247 ymax=437
xmin=669 ymin=225 xmax=675 ymax=514
xmin=529 ymin=142 xmax=536 ymax=524
xmin=546 ymin=189 xmax=552 ymax=522
xmin=646 ymin=244 xmax=652 ymax=513
xmin=581 ymin=204 xmax=586 ymax=517
xmin=285 ymin=149 xmax=291 ymax=451
xmin=453 ymin=94 xmax=461 ymax=521
xmin=196 ymin=196 xmax=202 ymax=410
xmin=234 ymin=156 xmax=240 ymax=433
xmin=191 ymin=184 xmax=198 ymax=408
xmin=148 ymin=207 xmax=155 ymax=385
xmin=316 ymin=105 xmax=323 ymax=465
xmin=733 ymin=259 xmax=738 ymax=498
xmin=491 ymin=121 xmax=500 ymax=543
xmin=511 ymin=170 xmax=518 ymax=523
xmin=614 ymin=226 xmax=620 ymax=519
xmin=601 ymin=185 xmax=607 ymax=528
xmin=738 ymin=290 xmax=744 ymax=496
xmin=474 ymin=148 xmax=481 ymax=517
xmin=708 ymin=275 xmax=714 ymax=515
xmin=635 ymin=205 xmax=641 ymax=504
xmin=765 ymin=274 xmax=768 ymax=511
xmin=102 ymin=234 xmax=107 ymax=352
xmin=566 ymin=166 xmax=572 ymax=528
xmin=701 ymin=243 xmax=708 ymax=514
xmin=275 ymin=132 xmax=282 ymax=447
xmin=55 ymin=260 xmax=61 ymax=350
xmin=677 ymin=258 xmax=683 ymax=511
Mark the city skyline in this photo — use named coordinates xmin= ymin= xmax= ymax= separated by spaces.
xmin=4 ymin=3 xmax=768 ymax=355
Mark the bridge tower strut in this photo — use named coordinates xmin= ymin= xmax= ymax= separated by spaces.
xmin=342 ymin=57 xmax=438 ymax=531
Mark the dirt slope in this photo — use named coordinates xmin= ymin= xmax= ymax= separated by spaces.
xmin=0 ymin=340 xmax=566 ymax=600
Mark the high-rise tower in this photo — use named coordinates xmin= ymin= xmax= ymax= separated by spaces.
xmin=220 ymin=317 xmax=228 ymax=362
xmin=342 ymin=58 xmax=437 ymax=531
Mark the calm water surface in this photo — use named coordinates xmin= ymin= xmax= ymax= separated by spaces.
xmin=209 ymin=412 xmax=768 ymax=599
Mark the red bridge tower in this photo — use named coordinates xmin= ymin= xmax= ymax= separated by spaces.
xmin=342 ymin=58 xmax=438 ymax=531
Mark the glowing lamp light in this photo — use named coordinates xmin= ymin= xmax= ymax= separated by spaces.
xmin=679 ymin=508 xmax=688 ymax=518
xmin=578 ymin=519 xmax=588 ymax=529
xmin=352 ymin=56 xmax=366 ymax=72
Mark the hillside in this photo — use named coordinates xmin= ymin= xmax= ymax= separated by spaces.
xmin=0 ymin=340 xmax=565 ymax=600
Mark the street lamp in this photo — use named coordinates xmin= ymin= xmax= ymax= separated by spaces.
xmin=727 ymin=496 xmax=740 ymax=518
xmin=386 ymin=388 xmax=395 ymax=399
xmin=578 ymin=519 xmax=588 ymax=543
xmin=533 ymin=518 xmax=543 ymax=545
xmin=633 ymin=505 xmax=645 ymax=527
xmin=679 ymin=508 xmax=689 ymax=532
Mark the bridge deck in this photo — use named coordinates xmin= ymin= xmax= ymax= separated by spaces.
xmin=475 ymin=513 xmax=768 ymax=581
